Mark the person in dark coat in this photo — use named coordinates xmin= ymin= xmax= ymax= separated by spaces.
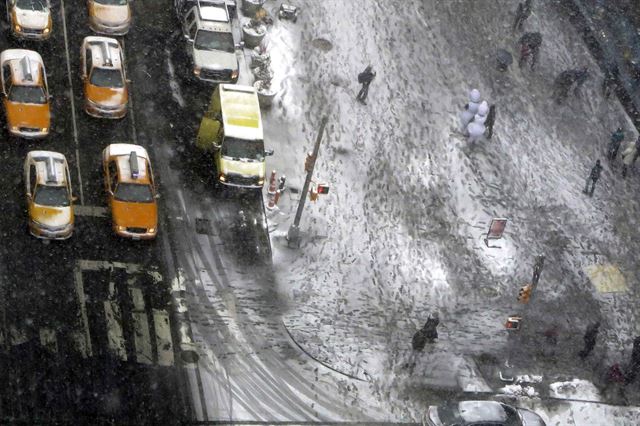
xmin=518 ymin=32 xmax=542 ymax=70
xmin=356 ymin=65 xmax=376 ymax=104
xmin=553 ymin=69 xmax=575 ymax=103
xmin=608 ymin=127 xmax=624 ymax=161
xmin=602 ymin=63 xmax=619 ymax=98
xmin=583 ymin=160 xmax=603 ymax=196
xmin=484 ymin=104 xmax=496 ymax=139
xmin=411 ymin=313 xmax=439 ymax=351
xmin=578 ymin=322 xmax=600 ymax=359
xmin=513 ymin=0 xmax=533 ymax=32
xmin=625 ymin=336 xmax=640 ymax=384
xmin=573 ymin=66 xmax=590 ymax=96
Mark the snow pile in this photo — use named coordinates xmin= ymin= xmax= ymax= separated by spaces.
xmin=500 ymin=384 xmax=539 ymax=397
xmin=549 ymin=379 xmax=601 ymax=401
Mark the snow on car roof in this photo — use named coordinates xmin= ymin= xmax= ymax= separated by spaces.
xmin=29 ymin=151 xmax=67 ymax=186
xmin=219 ymin=85 xmax=263 ymax=140
xmin=200 ymin=5 xmax=228 ymax=22
xmin=457 ymin=401 xmax=507 ymax=423
xmin=85 ymin=36 xmax=122 ymax=70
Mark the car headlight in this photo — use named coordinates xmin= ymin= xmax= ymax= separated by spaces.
xmin=14 ymin=24 xmax=21 ymax=32
xmin=43 ymin=27 xmax=50 ymax=34
xmin=218 ymin=172 xmax=226 ymax=182
xmin=231 ymin=69 xmax=239 ymax=79
xmin=116 ymin=225 xmax=126 ymax=232
xmin=193 ymin=66 xmax=201 ymax=76
xmin=41 ymin=128 xmax=48 ymax=133
xmin=10 ymin=126 xmax=19 ymax=132
xmin=148 ymin=228 xmax=156 ymax=233
xmin=257 ymin=178 xmax=264 ymax=185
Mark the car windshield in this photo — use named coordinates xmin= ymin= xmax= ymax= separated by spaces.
xmin=90 ymin=68 xmax=124 ymax=88
xmin=114 ymin=182 xmax=153 ymax=203
xmin=16 ymin=0 xmax=46 ymax=11
xmin=194 ymin=30 xmax=235 ymax=53
xmin=436 ymin=405 xmax=462 ymax=425
xmin=9 ymin=85 xmax=46 ymax=104
xmin=221 ymin=137 xmax=265 ymax=161
xmin=34 ymin=185 xmax=69 ymax=207
xmin=93 ymin=0 xmax=128 ymax=5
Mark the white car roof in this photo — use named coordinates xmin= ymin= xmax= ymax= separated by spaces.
xmin=26 ymin=151 xmax=68 ymax=186
xmin=200 ymin=5 xmax=228 ymax=22
xmin=83 ymin=36 xmax=123 ymax=70
xmin=458 ymin=401 xmax=507 ymax=423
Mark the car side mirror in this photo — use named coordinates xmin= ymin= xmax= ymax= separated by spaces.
xmin=71 ymin=195 xmax=78 ymax=202
xmin=265 ymin=149 xmax=274 ymax=156
xmin=126 ymin=79 xmax=132 ymax=84
xmin=26 ymin=193 xmax=31 ymax=199
xmin=155 ymin=193 xmax=161 ymax=199
xmin=235 ymin=41 xmax=245 ymax=49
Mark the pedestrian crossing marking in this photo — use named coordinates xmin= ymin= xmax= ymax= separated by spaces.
xmin=132 ymin=311 xmax=154 ymax=365
xmin=585 ymin=263 xmax=627 ymax=293
xmin=105 ymin=300 xmax=127 ymax=361
xmin=72 ymin=259 xmax=175 ymax=366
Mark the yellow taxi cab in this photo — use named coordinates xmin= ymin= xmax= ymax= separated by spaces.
xmin=0 ymin=49 xmax=50 ymax=139
xmin=102 ymin=143 xmax=158 ymax=240
xmin=81 ymin=36 xmax=128 ymax=118
xmin=87 ymin=0 xmax=131 ymax=35
xmin=7 ymin=0 xmax=52 ymax=40
xmin=24 ymin=151 xmax=75 ymax=239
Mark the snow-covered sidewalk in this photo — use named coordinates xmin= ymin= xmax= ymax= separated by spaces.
xmin=259 ymin=0 xmax=640 ymax=420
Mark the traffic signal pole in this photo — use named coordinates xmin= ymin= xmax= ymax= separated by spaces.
xmin=502 ymin=255 xmax=545 ymax=380
xmin=286 ymin=116 xmax=328 ymax=247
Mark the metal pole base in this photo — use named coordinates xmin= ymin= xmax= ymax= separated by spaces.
xmin=286 ymin=224 xmax=301 ymax=248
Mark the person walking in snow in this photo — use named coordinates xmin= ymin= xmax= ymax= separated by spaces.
xmin=579 ymin=322 xmax=600 ymax=359
xmin=467 ymin=101 xmax=489 ymax=144
xmin=583 ymin=160 xmax=603 ymax=196
xmin=621 ymin=140 xmax=638 ymax=178
xmin=573 ymin=66 xmax=590 ymax=97
xmin=513 ymin=0 xmax=533 ymax=32
xmin=518 ymin=32 xmax=542 ymax=70
xmin=459 ymin=89 xmax=482 ymax=133
xmin=485 ymin=104 xmax=496 ymax=139
xmin=553 ymin=69 xmax=576 ymax=103
xmin=411 ymin=313 xmax=440 ymax=352
xmin=624 ymin=336 xmax=640 ymax=384
xmin=602 ymin=63 xmax=619 ymax=99
xmin=608 ymin=127 xmax=625 ymax=161
xmin=356 ymin=65 xmax=376 ymax=104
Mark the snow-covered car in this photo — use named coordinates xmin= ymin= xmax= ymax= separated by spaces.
xmin=424 ymin=401 xmax=546 ymax=426
xmin=0 ymin=49 xmax=51 ymax=139
xmin=87 ymin=0 xmax=131 ymax=35
xmin=24 ymin=151 xmax=75 ymax=240
xmin=175 ymin=0 xmax=240 ymax=83
xmin=81 ymin=36 xmax=129 ymax=118
xmin=6 ymin=0 xmax=52 ymax=40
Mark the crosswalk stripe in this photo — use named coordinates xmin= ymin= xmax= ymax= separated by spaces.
xmin=104 ymin=301 xmax=127 ymax=361
xmin=153 ymin=309 xmax=174 ymax=367
xmin=132 ymin=311 xmax=154 ymax=365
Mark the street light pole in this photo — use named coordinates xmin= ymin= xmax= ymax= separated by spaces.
xmin=287 ymin=116 xmax=328 ymax=247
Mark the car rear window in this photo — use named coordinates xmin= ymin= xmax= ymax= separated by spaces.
xmin=114 ymin=182 xmax=153 ymax=203
xmin=90 ymin=68 xmax=124 ymax=88
xmin=9 ymin=85 xmax=46 ymax=104
xmin=34 ymin=185 xmax=69 ymax=207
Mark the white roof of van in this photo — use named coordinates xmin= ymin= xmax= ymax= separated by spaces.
xmin=219 ymin=85 xmax=263 ymax=141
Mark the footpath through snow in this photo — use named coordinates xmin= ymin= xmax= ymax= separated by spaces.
xmin=257 ymin=0 xmax=640 ymax=423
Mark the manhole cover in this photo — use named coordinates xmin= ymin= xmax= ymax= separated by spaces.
xmin=311 ymin=38 xmax=333 ymax=51
xmin=195 ymin=218 xmax=211 ymax=235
